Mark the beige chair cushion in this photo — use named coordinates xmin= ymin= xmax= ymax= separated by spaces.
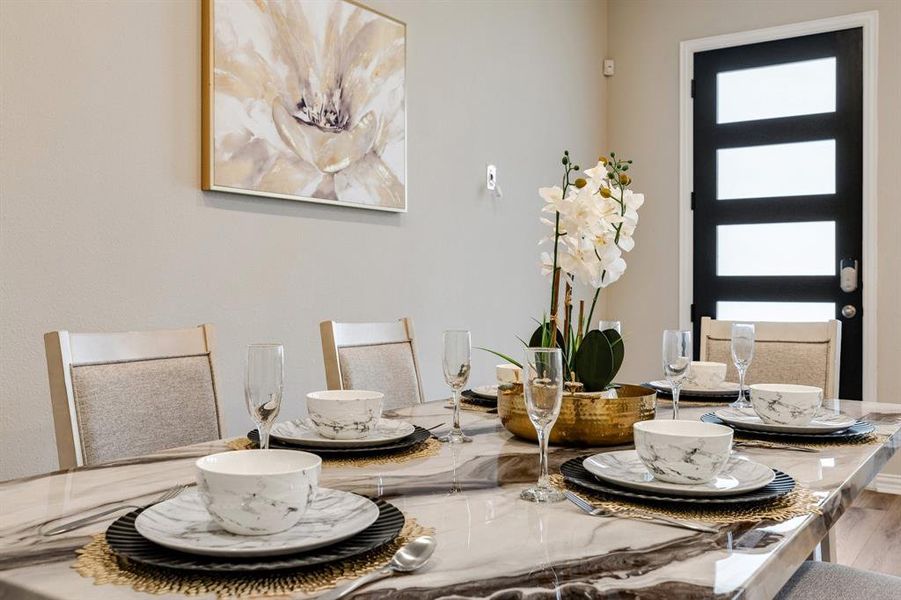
xmin=71 ymin=355 xmax=220 ymax=466
xmin=706 ymin=339 xmax=830 ymax=391
xmin=338 ymin=342 xmax=422 ymax=409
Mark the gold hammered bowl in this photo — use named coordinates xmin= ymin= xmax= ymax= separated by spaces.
xmin=497 ymin=384 xmax=657 ymax=446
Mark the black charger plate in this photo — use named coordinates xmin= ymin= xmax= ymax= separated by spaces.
xmin=560 ymin=456 xmax=795 ymax=505
xmin=701 ymin=413 xmax=876 ymax=442
xmin=248 ymin=425 xmax=431 ymax=457
xmin=461 ymin=390 xmax=497 ymax=407
xmin=106 ymin=497 xmax=404 ymax=573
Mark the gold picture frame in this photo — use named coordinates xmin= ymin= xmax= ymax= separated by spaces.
xmin=201 ymin=0 xmax=407 ymax=212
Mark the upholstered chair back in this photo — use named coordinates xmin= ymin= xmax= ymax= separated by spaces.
xmin=699 ymin=317 xmax=842 ymax=399
xmin=320 ymin=319 xmax=424 ymax=410
xmin=44 ymin=325 xmax=224 ymax=468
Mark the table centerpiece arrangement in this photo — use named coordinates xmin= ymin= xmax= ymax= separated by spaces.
xmin=488 ymin=151 xmax=656 ymax=445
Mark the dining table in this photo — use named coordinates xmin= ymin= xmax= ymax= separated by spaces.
xmin=1 ymin=398 xmax=900 ymax=599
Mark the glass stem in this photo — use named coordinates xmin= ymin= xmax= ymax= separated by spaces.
xmin=672 ymin=386 xmax=680 ymax=420
xmin=451 ymin=389 xmax=462 ymax=435
xmin=738 ymin=367 xmax=747 ymax=402
xmin=258 ymin=423 xmax=270 ymax=450
xmin=537 ymin=425 xmax=550 ymax=488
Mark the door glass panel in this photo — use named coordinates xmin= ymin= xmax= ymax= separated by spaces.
xmin=717 ymin=57 xmax=836 ymax=124
xmin=716 ymin=301 xmax=836 ymax=322
xmin=717 ymin=139 xmax=835 ymax=199
xmin=717 ymin=221 xmax=835 ymax=276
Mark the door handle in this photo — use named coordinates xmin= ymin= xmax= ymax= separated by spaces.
xmin=840 ymin=258 xmax=858 ymax=292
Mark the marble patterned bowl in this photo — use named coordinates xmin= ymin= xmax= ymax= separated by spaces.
xmin=750 ymin=383 xmax=823 ymax=426
xmin=306 ymin=390 xmax=384 ymax=440
xmin=195 ymin=450 xmax=321 ymax=536
xmin=685 ymin=361 xmax=727 ymax=389
xmin=633 ymin=420 xmax=733 ymax=485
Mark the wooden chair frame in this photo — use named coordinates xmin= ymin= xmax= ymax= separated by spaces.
xmin=319 ymin=318 xmax=425 ymax=404
xmin=44 ymin=323 xmax=224 ymax=469
xmin=699 ymin=317 xmax=842 ymax=399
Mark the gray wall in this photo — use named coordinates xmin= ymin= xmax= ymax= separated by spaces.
xmin=0 ymin=0 xmax=608 ymax=480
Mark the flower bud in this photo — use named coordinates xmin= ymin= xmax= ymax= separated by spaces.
xmin=619 ymin=174 xmax=631 ymax=185
xmin=574 ymin=178 xmax=587 ymax=189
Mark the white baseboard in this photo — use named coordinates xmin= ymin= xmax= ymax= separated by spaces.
xmin=867 ymin=473 xmax=901 ymax=495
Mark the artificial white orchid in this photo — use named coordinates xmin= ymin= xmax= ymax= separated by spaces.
xmin=540 ymin=155 xmax=642 ymax=290
xmin=482 ymin=151 xmax=640 ymax=392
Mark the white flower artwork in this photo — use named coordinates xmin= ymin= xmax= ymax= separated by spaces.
xmin=202 ymin=0 xmax=406 ymax=212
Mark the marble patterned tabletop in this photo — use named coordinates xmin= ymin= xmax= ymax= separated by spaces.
xmin=1 ymin=400 xmax=900 ymax=600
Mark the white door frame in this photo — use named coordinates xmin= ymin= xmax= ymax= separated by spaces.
xmin=678 ymin=11 xmax=879 ymax=402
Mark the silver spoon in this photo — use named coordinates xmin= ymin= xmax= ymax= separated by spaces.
xmin=316 ymin=536 xmax=437 ymax=600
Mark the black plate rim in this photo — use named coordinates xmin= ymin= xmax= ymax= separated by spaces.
xmin=643 ymin=382 xmax=739 ymax=400
xmin=701 ymin=413 xmax=875 ymax=441
xmin=248 ymin=425 xmax=430 ymax=456
xmin=105 ymin=496 xmax=404 ymax=572
xmin=460 ymin=391 xmax=497 ymax=407
xmin=462 ymin=388 xmax=498 ymax=401
xmin=560 ymin=456 xmax=795 ymax=505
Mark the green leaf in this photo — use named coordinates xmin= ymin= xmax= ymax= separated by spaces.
xmin=475 ymin=347 xmax=522 ymax=369
xmin=528 ymin=323 xmax=565 ymax=349
xmin=574 ymin=330 xmax=615 ymax=392
xmin=601 ymin=329 xmax=625 ymax=383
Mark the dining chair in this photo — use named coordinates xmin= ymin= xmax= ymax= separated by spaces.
xmin=699 ymin=317 xmax=842 ymax=399
xmin=44 ymin=324 xmax=224 ymax=469
xmin=776 ymin=561 xmax=901 ymax=599
xmin=319 ymin=318 xmax=425 ymax=410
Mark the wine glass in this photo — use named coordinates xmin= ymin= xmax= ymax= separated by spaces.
xmin=598 ymin=320 xmax=622 ymax=334
xmin=662 ymin=330 xmax=692 ymax=420
xmin=730 ymin=323 xmax=756 ymax=409
xmin=440 ymin=330 xmax=472 ymax=444
xmin=520 ymin=347 xmax=565 ymax=503
xmin=245 ymin=344 xmax=284 ymax=450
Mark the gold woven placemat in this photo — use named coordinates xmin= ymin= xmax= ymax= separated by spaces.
xmin=227 ymin=437 xmax=442 ymax=467
xmin=550 ymin=474 xmax=822 ymax=525
xmin=656 ymin=398 xmax=732 ymax=408
xmin=445 ymin=400 xmax=497 ymax=413
xmin=73 ymin=518 xmax=432 ymax=598
xmin=733 ymin=432 xmax=887 ymax=449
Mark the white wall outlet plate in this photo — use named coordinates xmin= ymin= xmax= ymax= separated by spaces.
xmin=603 ymin=58 xmax=615 ymax=76
xmin=486 ymin=164 xmax=497 ymax=191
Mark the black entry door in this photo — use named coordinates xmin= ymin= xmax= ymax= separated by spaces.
xmin=692 ymin=29 xmax=863 ymax=399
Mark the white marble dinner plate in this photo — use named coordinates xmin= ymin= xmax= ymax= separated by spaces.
xmin=270 ymin=418 xmax=415 ymax=448
xmin=714 ymin=407 xmax=857 ymax=434
xmin=648 ymin=379 xmax=741 ymax=395
xmin=583 ymin=450 xmax=775 ymax=497
xmin=134 ymin=488 xmax=379 ymax=557
xmin=471 ymin=385 xmax=498 ymax=399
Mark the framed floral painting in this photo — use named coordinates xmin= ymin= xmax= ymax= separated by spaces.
xmin=202 ymin=0 xmax=406 ymax=212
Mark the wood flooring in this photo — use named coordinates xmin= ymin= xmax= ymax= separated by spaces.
xmin=834 ymin=490 xmax=901 ymax=576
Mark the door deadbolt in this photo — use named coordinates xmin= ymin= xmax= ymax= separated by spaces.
xmin=840 ymin=258 xmax=858 ymax=293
